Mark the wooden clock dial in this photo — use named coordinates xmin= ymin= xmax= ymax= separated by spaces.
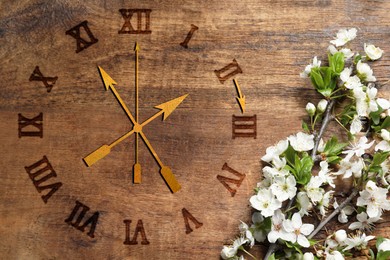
xmin=1 ymin=0 xmax=390 ymax=259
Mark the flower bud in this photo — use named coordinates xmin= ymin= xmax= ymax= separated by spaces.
xmin=381 ymin=129 xmax=390 ymax=141
xmin=364 ymin=43 xmax=383 ymax=61
xmin=306 ymin=102 xmax=316 ymax=116
xmin=303 ymin=252 xmax=314 ymax=260
xmin=334 ymin=229 xmax=347 ymax=243
xmin=317 ymin=99 xmax=328 ymax=113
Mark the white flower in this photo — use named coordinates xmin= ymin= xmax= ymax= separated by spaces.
xmin=335 ymin=230 xmax=347 ymax=244
xmin=261 ymin=139 xmax=288 ymax=164
xmin=326 ymin=250 xmax=344 ymax=260
xmin=221 ymin=236 xmax=248 ymax=259
xmin=300 ymin=56 xmax=321 ymax=78
xmin=250 ymin=188 xmax=281 ymax=217
xmin=330 ymin=28 xmax=357 ymax=47
xmin=342 ymin=136 xmax=375 ymax=161
xmin=317 ymin=99 xmax=328 ymax=113
xmin=239 ymin=221 xmax=254 ymax=247
xmin=340 ymin=67 xmax=363 ymax=90
xmin=357 ymin=60 xmax=376 ymax=82
xmin=328 ymin=45 xmax=354 ymax=60
xmin=250 ymin=212 xmax=266 ymax=242
xmin=343 ymin=232 xmax=375 ymax=251
xmin=350 ymin=115 xmax=362 ymax=135
xmin=364 ymin=43 xmax=383 ymax=60
xmin=318 ymin=161 xmax=336 ymax=188
xmin=303 ymin=252 xmax=315 ymax=260
xmin=306 ymin=102 xmax=316 ymax=116
xmin=353 ymin=86 xmax=378 ymax=117
xmin=318 ymin=190 xmax=333 ymax=216
xmin=349 ymin=212 xmax=380 ymax=231
xmin=335 ymin=158 xmax=364 ymax=179
xmin=288 ymin=132 xmax=314 ymax=152
xmin=267 ymin=210 xmax=290 ymax=243
xmin=306 ymin=176 xmax=325 ymax=203
xmin=262 ymin=166 xmax=289 ymax=180
xmin=283 ymin=213 xmax=314 ymax=248
xmin=377 ymin=98 xmax=390 ymax=110
xmin=357 ymin=180 xmax=390 ymax=218
xmin=271 ymin=175 xmax=297 ymax=202
xmin=375 ymin=140 xmax=390 ymax=152
xmin=378 ymin=238 xmax=390 ymax=252
xmin=334 ymin=199 xmax=354 ymax=223
xmin=297 ymin=191 xmax=312 ymax=216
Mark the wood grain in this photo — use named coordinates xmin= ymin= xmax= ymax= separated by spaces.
xmin=0 ymin=0 xmax=389 ymax=259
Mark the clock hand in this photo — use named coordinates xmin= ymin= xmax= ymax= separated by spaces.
xmin=97 ymin=66 xmax=137 ymax=125
xmin=141 ymin=94 xmax=188 ymax=127
xmin=233 ymin=79 xmax=246 ymax=113
xmin=134 ymin=42 xmax=141 ymax=183
xmin=83 ymin=94 xmax=188 ymax=167
xmin=138 ymin=131 xmax=181 ymax=193
xmin=83 ymin=129 xmax=136 ymax=167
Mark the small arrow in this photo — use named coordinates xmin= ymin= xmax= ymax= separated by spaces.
xmin=233 ymin=79 xmax=246 ymax=113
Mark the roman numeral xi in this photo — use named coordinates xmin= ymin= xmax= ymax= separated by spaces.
xmin=66 ymin=20 xmax=98 ymax=53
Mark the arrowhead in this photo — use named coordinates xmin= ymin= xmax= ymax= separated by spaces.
xmin=134 ymin=42 xmax=140 ymax=51
xmin=155 ymin=94 xmax=188 ymax=120
xmin=236 ymin=96 xmax=246 ymax=113
xmin=97 ymin=66 xmax=117 ymax=91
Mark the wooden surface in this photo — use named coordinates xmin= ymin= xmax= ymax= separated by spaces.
xmin=0 ymin=0 xmax=390 ymax=259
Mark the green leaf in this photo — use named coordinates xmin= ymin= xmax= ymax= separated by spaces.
xmin=376 ymin=236 xmax=385 ymax=249
xmin=326 ymin=155 xmax=341 ymax=164
xmin=323 ymin=136 xmax=348 ymax=156
xmin=302 ymin=120 xmax=310 ymax=133
xmin=330 ymin=52 xmax=345 ymax=74
xmin=294 ymin=155 xmax=313 ymax=185
xmin=377 ymin=250 xmax=390 ymax=260
xmin=268 ymin=253 xmax=276 ymax=260
xmin=369 ymin=248 xmax=375 ymax=260
xmin=370 ymin=106 xmax=384 ymax=126
xmin=372 ymin=151 xmax=390 ymax=167
xmin=318 ymin=88 xmax=332 ymax=98
xmin=283 ymin=145 xmax=296 ymax=166
xmin=310 ymin=67 xmax=325 ymax=89
xmin=381 ymin=116 xmax=390 ymax=129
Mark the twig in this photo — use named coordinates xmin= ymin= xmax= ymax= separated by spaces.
xmin=263 ymin=99 xmax=336 ymax=260
xmin=308 ymin=188 xmax=359 ymax=239
xmin=311 ymin=99 xmax=336 ymax=160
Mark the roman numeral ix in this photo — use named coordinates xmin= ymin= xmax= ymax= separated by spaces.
xmin=18 ymin=113 xmax=43 ymax=138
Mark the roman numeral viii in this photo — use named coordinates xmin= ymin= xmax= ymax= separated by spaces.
xmin=24 ymin=156 xmax=63 ymax=203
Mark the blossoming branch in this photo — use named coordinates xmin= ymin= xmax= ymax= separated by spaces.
xmin=221 ymin=28 xmax=390 ymax=260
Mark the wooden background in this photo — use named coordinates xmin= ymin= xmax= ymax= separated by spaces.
xmin=0 ymin=0 xmax=390 ymax=259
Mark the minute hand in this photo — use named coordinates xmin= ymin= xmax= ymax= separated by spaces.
xmin=141 ymin=94 xmax=188 ymax=127
xmin=98 ymin=66 xmax=137 ymax=125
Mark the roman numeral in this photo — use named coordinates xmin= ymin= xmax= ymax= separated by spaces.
xmin=66 ymin=20 xmax=98 ymax=53
xmin=65 ymin=201 xmax=99 ymax=238
xmin=232 ymin=114 xmax=257 ymax=139
xmin=29 ymin=66 xmax=58 ymax=93
xmin=217 ymin=163 xmax=246 ymax=197
xmin=123 ymin=220 xmax=150 ymax=245
xmin=180 ymin=24 xmax=199 ymax=49
xmin=118 ymin=9 xmax=152 ymax=34
xmin=24 ymin=156 xmax=62 ymax=203
xmin=182 ymin=208 xmax=203 ymax=234
xmin=18 ymin=113 xmax=43 ymax=138
xmin=214 ymin=59 xmax=242 ymax=84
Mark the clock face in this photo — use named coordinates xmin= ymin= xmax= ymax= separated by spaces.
xmin=0 ymin=0 xmax=358 ymax=259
